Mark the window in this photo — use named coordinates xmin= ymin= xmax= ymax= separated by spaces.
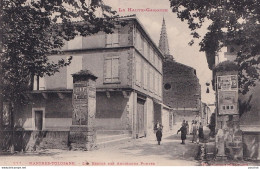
xmin=150 ymin=48 xmax=154 ymax=64
xmin=143 ymin=63 xmax=148 ymax=89
xmin=106 ymin=29 xmax=119 ymax=47
xmin=144 ymin=41 xmax=148 ymax=59
xmin=155 ymin=53 xmax=158 ymax=69
xmin=68 ymin=36 xmax=82 ymax=50
xmin=164 ymin=83 xmax=171 ymax=90
xmin=135 ymin=31 xmax=142 ymax=51
xmin=155 ymin=72 xmax=159 ymax=95
xmin=149 ymin=67 xmax=154 ymax=92
xmin=159 ymin=75 xmax=162 ymax=96
xmin=104 ymin=56 xmax=120 ymax=83
xmin=158 ymin=58 xmax=162 ymax=72
xmin=33 ymin=76 xmax=45 ymax=90
xmin=135 ymin=56 xmax=142 ymax=86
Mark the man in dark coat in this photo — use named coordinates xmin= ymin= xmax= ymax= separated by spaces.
xmin=177 ymin=124 xmax=187 ymax=144
xmin=156 ymin=126 xmax=163 ymax=145
xmin=199 ymin=122 xmax=204 ymax=142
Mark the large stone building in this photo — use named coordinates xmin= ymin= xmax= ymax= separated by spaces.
xmin=1 ymin=15 xmax=174 ymax=151
xmin=159 ymin=18 xmax=202 ymax=130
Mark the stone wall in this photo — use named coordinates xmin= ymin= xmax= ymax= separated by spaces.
xmin=0 ymin=130 xmax=69 ymax=152
xmin=163 ymin=60 xmax=201 ymax=109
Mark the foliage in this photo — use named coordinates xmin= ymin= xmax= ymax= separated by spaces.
xmin=170 ymin=0 xmax=260 ymax=94
xmin=0 ymin=0 xmax=118 ymax=103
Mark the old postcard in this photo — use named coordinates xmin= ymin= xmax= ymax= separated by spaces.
xmin=0 ymin=0 xmax=259 ymax=167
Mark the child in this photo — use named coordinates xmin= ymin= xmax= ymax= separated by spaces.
xmin=156 ymin=126 xmax=163 ymax=145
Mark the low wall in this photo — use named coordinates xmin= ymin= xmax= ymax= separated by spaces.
xmin=0 ymin=129 xmax=69 ymax=152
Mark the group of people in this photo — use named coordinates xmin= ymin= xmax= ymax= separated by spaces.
xmin=177 ymin=120 xmax=204 ymax=144
xmin=153 ymin=119 xmax=204 ymax=145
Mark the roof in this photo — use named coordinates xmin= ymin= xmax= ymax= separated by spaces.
xmin=118 ymin=15 xmax=165 ymax=59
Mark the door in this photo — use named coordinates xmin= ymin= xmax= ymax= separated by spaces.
xmin=137 ymin=98 xmax=145 ymax=138
xmin=35 ymin=111 xmax=43 ymax=130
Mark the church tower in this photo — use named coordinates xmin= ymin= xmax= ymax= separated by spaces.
xmin=158 ymin=18 xmax=173 ymax=60
xmin=158 ymin=17 xmax=170 ymax=56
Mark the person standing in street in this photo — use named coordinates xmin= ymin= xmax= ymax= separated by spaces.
xmin=154 ymin=120 xmax=160 ymax=133
xmin=156 ymin=126 xmax=163 ymax=145
xmin=185 ymin=121 xmax=189 ymax=135
xmin=192 ymin=121 xmax=198 ymax=143
xmin=199 ymin=122 xmax=204 ymax=142
xmin=177 ymin=123 xmax=187 ymax=144
xmin=191 ymin=120 xmax=195 ymax=135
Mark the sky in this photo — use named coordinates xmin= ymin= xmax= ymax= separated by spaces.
xmin=104 ymin=0 xmax=218 ymax=109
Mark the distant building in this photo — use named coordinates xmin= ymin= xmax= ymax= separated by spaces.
xmin=158 ymin=18 xmax=202 ymax=130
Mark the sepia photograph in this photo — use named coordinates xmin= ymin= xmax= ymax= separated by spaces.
xmin=0 ymin=0 xmax=259 ymax=167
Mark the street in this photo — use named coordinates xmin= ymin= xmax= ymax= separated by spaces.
xmin=0 ymin=133 xmax=200 ymax=166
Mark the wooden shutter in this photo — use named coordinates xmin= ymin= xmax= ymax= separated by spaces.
xmin=104 ymin=56 xmax=120 ymax=83
xmin=112 ymin=57 xmax=119 ymax=81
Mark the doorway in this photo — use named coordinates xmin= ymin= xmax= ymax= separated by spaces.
xmin=136 ymin=98 xmax=145 ymax=138
xmin=35 ymin=111 xmax=43 ymax=130
xmin=32 ymin=108 xmax=45 ymax=131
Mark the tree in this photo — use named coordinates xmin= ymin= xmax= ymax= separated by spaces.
xmin=0 ymin=0 xmax=118 ymax=151
xmin=169 ymin=0 xmax=260 ymax=94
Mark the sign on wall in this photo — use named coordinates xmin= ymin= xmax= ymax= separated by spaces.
xmin=217 ymin=75 xmax=238 ymax=115
xmin=218 ymin=91 xmax=238 ymax=115
xmin=217 ymin=75 xmax=238 ymax=91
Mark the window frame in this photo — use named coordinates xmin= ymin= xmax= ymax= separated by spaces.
xmin=103 ymin=55 xmax=120 ymax=84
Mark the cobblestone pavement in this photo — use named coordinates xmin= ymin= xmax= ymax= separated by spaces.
xmin=0 ymin=133 xmax=200 ymax=166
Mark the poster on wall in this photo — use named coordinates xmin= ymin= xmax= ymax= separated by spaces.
xmin=217 ymin=75 xmax=238 ymax=115
xmin=217 ymin=75 xmax=238 ymax=91
xmin=218 ymin=91 xmax=238 ymax=115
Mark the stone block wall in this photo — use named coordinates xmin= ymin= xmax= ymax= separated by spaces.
xmin=163 ymin=60 xmax=201 ymax=109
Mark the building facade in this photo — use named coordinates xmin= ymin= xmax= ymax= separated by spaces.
xmin=4 ymin=16 xmax=173 ymax=151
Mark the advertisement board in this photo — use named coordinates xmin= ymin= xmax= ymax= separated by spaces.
xmin=217 ymin=75 xmax=238 ymax=91
xmin=217 ymin=75 xmax=238 ymax=115
xmin=218 ymin=91 xmax=238 ymax=115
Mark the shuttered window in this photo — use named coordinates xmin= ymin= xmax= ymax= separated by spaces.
xmin=143 ymin=63 xmax=148 ymax=90
xmin=106 ymin=29 xmax=119 ymax=47
xmin=149 ymin=67 xmax=154 ymax=92
xmin=135 ymin=56 xmax=142 ymax=86
xmin=104 ymin=56 xmax=120 ymax=83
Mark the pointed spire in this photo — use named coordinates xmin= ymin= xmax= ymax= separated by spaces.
xmin=159 ymin=17 xmax=170 ymax=56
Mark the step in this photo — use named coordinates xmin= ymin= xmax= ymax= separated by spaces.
xmin=96 ymin=136 xmax=132 ymax=149
xmin=97 ymin=130 xmax=132 ymax=135
xmin=97 ymin=134 xmax=131 ymax=143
